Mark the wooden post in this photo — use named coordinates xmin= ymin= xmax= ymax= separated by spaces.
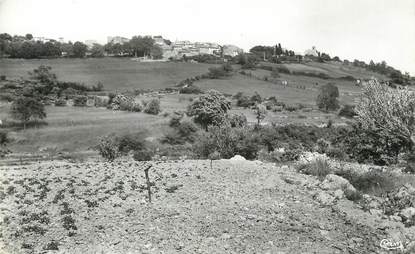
xmin=144 ymin=164 xmax=152 ymax=203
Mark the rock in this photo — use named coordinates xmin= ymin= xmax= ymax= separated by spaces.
xmin=405 ymin=241 xmax=415 ymax=253
xmin=229 ymin=155 xmax=246 ymax=161
xmin=320 ymin=174 xmax=357 ymax=195
xmin=369 ymin=209 xmax=383 ymax=217
xmin=220 ymin=233 xmax=232 ymax=239
xmin=315 ymin=192 xmax=336 ymax=206
xmin=333 ymin=189 xmax=345 ymax=199
xmin=400 ymin=207 xmax=415 ymax=220
xmin=389 ymin=215 xmax=402 ymax=222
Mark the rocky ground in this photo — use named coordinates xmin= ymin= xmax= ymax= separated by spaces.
xmin=0 ymin=158 xmax=414 ymax=253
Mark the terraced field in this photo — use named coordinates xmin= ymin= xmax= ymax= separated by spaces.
xmin=0 ymin=159 xmax=398 ymax=253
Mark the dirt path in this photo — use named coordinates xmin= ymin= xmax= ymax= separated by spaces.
xmin=0 ymin=160 xmax=388 ymax=253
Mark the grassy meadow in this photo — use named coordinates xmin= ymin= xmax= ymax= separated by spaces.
xmin=0 ymin=58 xmax=375 ymax=156
xmin=0 ymin=58 xmax=214 ymax=91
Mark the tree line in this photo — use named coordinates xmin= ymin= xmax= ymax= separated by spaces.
xmin=0 ymin=33 xmax=163 ymax=59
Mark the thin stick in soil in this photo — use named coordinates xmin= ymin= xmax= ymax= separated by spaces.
xmin=144 ymin=164 xmax=152 ymax=203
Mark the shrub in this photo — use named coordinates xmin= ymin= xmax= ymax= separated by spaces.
xmin=284 ymin=104 xmax=300 ymax=112
xmin=207 ymin=63 xmax=233 ymax=79
xmin=162 ymin=119 xmax=199 ymax=145
xmin=169 ymin=111 xmax=184 ymax=127
xmin=404 ymin=153 xmax=415 ymax=174
xmin=130 ymin=102 xmax=143 ymax=112
xmin=296 ymin=152 xmax=333 ymax=179
xmin=270 ymin=68 xmax=280 ymax=78
xmin=356 ymin=79 xmax=415 ymax=154
xmin=73 ymin=95 xmax=87 ymax=107
xmin=96 ymin=135 xmax=119 ymax=162
xmin=275 ymin=65 xmax=290 ymax=74
xmin=0 ymin=131 xmax=10 ymax=146
xmin=9 ymin=96 xmax=46 ymax=129
xmin=234 ymin=92 xmax=253 ymax=108
xmin=316 ymin=83 xmax=339 ymax=111
xmin=336 ymin=168 xmax=396 ymax=194
xmin=338 ymin=104 xmax=356 ymax=118
xmin=228 ymin=113 xmax=247 ymax=128
xmin=0 ymin=75 xmax=6 ymax=81
xmin=94 ymin=96 xmax=109 ymax=107
xmin=116 ymin=133 xmax=147 ymax=154
xmin=143 ymin=99 xmax=161 ymax=115
xmin=108 ymin=93 xmax=116 ymax=104
xmin=54 ymin=98 xmax=67 ymax=106
xmin=187 ymin=90 xmax=231 ymax=130
xmin=250 ymin=92 xmax=262 ymax=105
xmin=254 ymin=103 xmax=267 ymax=126
xmin=334 ymin=124 xmax=407 ymax=165
xmin=133 ymin=149 xmax=154 ymax=161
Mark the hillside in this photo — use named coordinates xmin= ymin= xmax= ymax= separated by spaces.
xmin=1 ymin=159 xmax=413 ymax=253
xmin=0 ymin=59 xmax=405 ymax=157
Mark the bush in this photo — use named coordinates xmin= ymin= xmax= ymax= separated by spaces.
xmin=187 ymin=90 xmax=231 ymax=130
xmin=143 ymin=99 xmax=161 ymax=115
xmin=250 ymin=92 xmax=262 ymax=105
xmin=336 ymin=168 xmax=396 ymax=194
xmin=94 ymin=96 xmax=109 ymax=107
xmin=356 ymin=79 xmax=415 ymax=156
xmin=338 ymin=104 xmax=356 ymax=118
xmin=284 ymin=104 xmax=300 ymax=112
xmin=73 ymin=95 xmax=87 ymax=107
xmin=133 ymin=149 xmax=154 ymax=161
xmin=162 ymin=119 xmax=199 ymax=145
xmin=296 ymin=152 xmax=333 ymax=179
xmin=270 ymin=68 xmax=280 ymax=78
xmin=404 ymin=153 xmax=415 ymax=174
xmin=234 ymin=92 xmax=253 ymax=108
xmin=54 ymin=98 xmax=67 ymax=106
xmin=0 ymin=75 xmax=6 ymax=81
xmin=228 ymin=114 xmax=247 ymax=128
xmin=0 ymin=131 xmax=10 ymax=146
xmin=207 ymin=63 xmax=233 ymax=79
xmin=9 ymin=96 xmax=46 ymax=129
xmin=116 ymin=133 xmax=147 ymax=155
xmin=335 ymin=124 xmax=410 ymax=165
xmin=96 ymin=135 xmax=120 ymax=162
xmin=316 ymin=83 xmax=340 ymax=111
xmin=275 ymin=65 xmax=290 ymax=74
xmin=169 ymin=111 xmax=184 ymax=127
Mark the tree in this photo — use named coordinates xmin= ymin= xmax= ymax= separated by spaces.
xmin=25 ymin=34 xmax=33 ymax=40
xmin=356 ymin=79 xmax=415 ymax=150
xmin=96 ymin=135 xmax=120 ymax=162
xmin=9 ymin=97 xmax=46 ymax=129
xmin=143 ymin=99 xmax=161 ymax=115
xmin=29 ymin=65 xmax=57 ymax=85
xmin=90 ymin=43 xmax=104 ymax=57
xmin=150 ymin=44 xmax=163 ymax=59
xmin=187 ymin=90 xmax=231 ymax=130
xmin=316 ymin=83 xmax=339 ymax=111
xmin=129 ymin=36 xmax=155 ymax=57
xmin=254 ymin=103 xmax=267 ymax=126
xmin=72 ymin=41 xmax=87 ymax=58
xmin=28 ymin=65 xmax=57 ymax=95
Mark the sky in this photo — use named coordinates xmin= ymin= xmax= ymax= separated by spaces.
xmin=0 ymin=0 xmax=414 ymax=74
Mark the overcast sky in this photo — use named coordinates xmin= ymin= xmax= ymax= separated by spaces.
xmin=0 ymin=0 xmax=414 ymax=74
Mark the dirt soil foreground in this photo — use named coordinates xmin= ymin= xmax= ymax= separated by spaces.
xmin=0 ymin=159 xmax=413 ymax=253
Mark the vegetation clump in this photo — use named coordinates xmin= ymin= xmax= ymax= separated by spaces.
xmin=143 ymin=98 xmax=161 ymax=115
xmin=316 ymin=83 xmax=339 ymax=111
xmin=187 ymin=90 xmax=231 ymax=130
xmin=9 ymin=96 xmax=46 ymax=129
